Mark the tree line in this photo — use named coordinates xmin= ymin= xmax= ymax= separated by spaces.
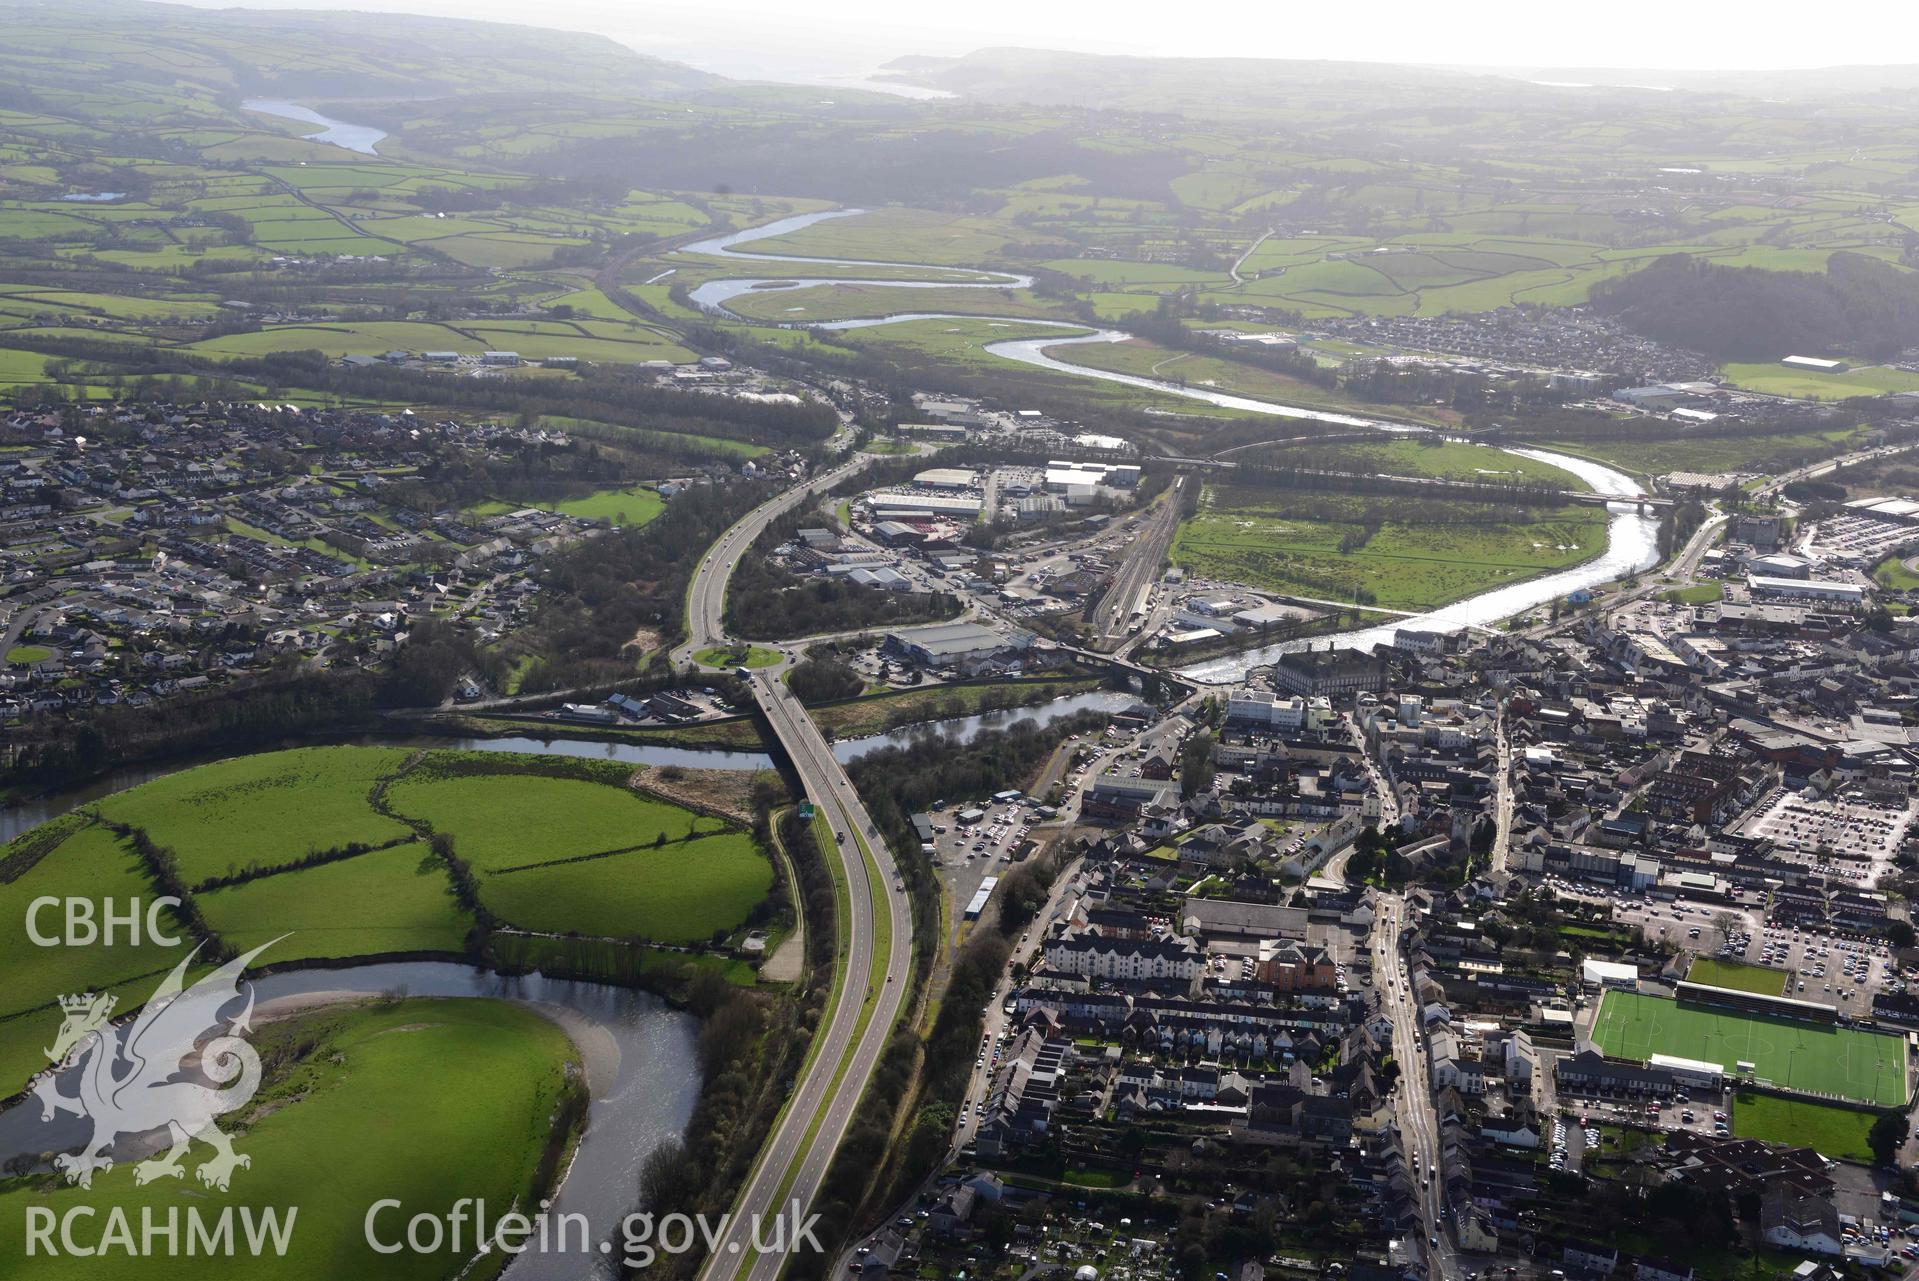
xmin=0 ymin=333 xmax=839 ymax=451
xmin=1592 ymin=251 xmax=1919 ymax=362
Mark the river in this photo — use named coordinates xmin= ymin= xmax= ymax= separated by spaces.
xmin=0 ymin=689 xmax=1137 ymax=843
xmin=241 ymin=98 xmax=386 ymax=156
xmin=680 ymin=209 xmax=1032 ymax=314
xmin=0 ymin=686 xmax=1132 ymax=1263
xmin=0 ymin=962 xmax=698 ymax=1280
xmin=680 ymin=211 xmax=1664 ymax=677
xmin=1180 ymin=448 xmax=1660 ymax=681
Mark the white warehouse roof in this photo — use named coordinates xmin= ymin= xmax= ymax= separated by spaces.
xmin=865 ymin=491 xmax=982 ymax=515
xmin=913 ymin=467 xmax=976 ymax=489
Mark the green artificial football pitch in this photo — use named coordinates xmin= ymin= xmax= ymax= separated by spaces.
xmin=1590 ymin=991 xmax=1907 ymax=1106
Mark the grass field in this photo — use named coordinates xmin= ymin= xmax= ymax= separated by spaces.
xmin=1251 ymin=438 xmax=1587 ymax=487
xmin=539 ymin=484 xmax=665 ymax=526
xmin=384 ymin=772 xmax=726 ymax=872
xmin=1731 ymin=1091 xmax=1879 ymax=1162
xmin=198 ymin=840 xmax=473 ymax=963
xmin=1 ymin=740 xmax=779 ymax=1089
xmin=187 ymin=319 xmax=692 ymax=365
xmin=0 ymin=999 xmax=578 ymax=1281
xmin=0 ymin=746 xmax=769 ymax=1091
xmin=3 ymin=643 xmax=51 ymax=664
xmin=1172 ymin=482 xmax=1608 ymax=610
xmin=723 ymin=281 xmax=1071 ymax=324
xmin=1052 ymin=337 xmax=1459 ymax=428
xmin=0 ymin=822 xmax=186 ymax=1021
xmin=4 ymin=746 xmax=771 ymax=1044
xmin=719 ymin=206 xmax=1043 ymax=267
xmin=827 ymin=317 xmax=1260 ymax=429
xmin=96 ymin=746 xmax=414 ymax=884
xmin=1535 ymin=428 xmax=1863 ymax=480
xmin=1687 ymin=957 xmax=1788 ymax=996
xmin=384 ymin=768 xmax=769 ymax=943
xmin=1721 ymin=361 xmax=1919 ymax=401
xmin=1592 ymin=991 xmax=1908 ymax=1106
xmin=481 ymin=829 xmax=770 ymax=942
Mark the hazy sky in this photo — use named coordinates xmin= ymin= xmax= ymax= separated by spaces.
xmin=169 ymin=0 xmax=1919 ymax=81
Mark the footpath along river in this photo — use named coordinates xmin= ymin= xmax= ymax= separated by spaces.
xmin=677 ymin=211 xmax=1663 ymax=678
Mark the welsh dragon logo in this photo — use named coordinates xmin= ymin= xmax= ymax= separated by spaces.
xmin=31 ymin=941 xmax=278 ymax=1191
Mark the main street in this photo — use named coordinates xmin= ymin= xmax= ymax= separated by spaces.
xmin=1489 ymin=704 xmax=1514 ymax=875
xmin=682 ymin=461 xmax=916 ymax=1281
xmin=1375 ymin=893 xmax=1458 ymax=1281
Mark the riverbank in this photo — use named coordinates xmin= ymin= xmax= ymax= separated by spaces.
xmin=240 ymin=97 xmax=386 ymax=155
xmin=678 ymin=208 xmax=1662 ymax=661
xmin=0 ymin=962 xmax=700 ymax=1281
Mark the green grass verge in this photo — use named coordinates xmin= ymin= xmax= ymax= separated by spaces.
xmin=710 ymin=809 xmax=854 ymax=1281
xmin=694 ymin=644 xmax=783 ymax=669
xmin=1872 ymin=554 xmax=1919 ymax=591
xmin=759 ymin=814 xmax=895 ymax=1253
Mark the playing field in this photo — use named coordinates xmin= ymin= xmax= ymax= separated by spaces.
xmin=1592 ymin=991 xmax=1908 ymax=1107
